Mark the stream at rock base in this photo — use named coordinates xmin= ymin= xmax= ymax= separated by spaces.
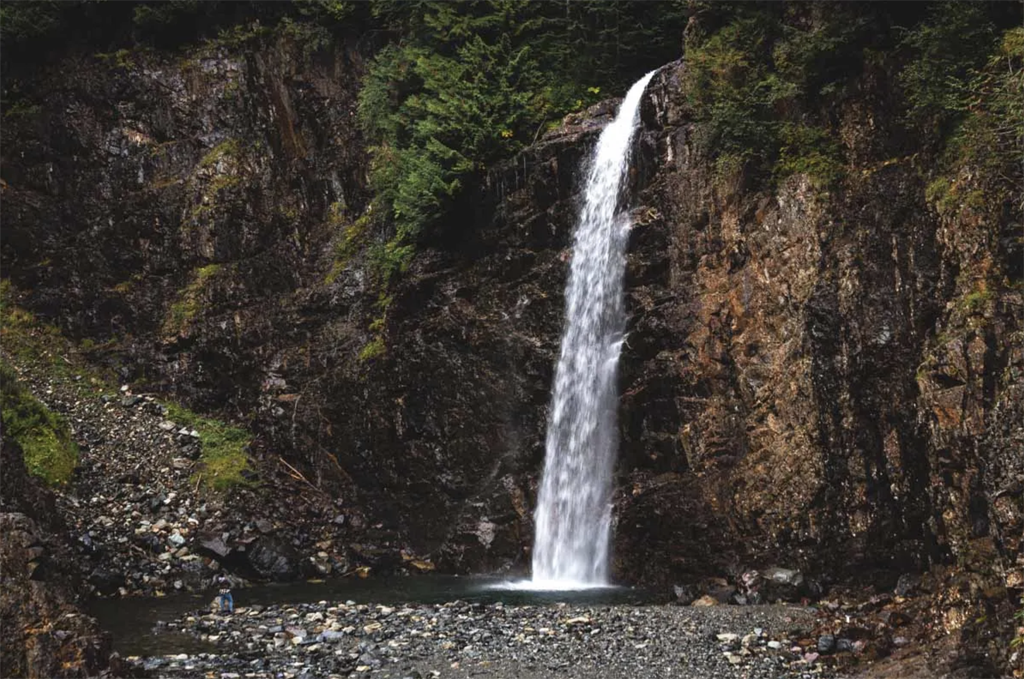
xmin=88 ymin=577 xmax=842 ymax=679
xmin=91 ymin=575 xmax=660 ymax=657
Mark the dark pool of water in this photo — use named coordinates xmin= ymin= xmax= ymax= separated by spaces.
xmin=90 ymin=574 xmax=664 ymax=656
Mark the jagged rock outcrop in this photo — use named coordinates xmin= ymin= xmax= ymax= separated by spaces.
xmin=0 ymin=427 xmax=115 ymax=678
xmin=0 ymin=32 xmax=599 ymax=572
xmin=616 ymin=61 xmax=1021 ymax=672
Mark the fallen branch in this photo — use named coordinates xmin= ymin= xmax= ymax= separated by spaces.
xmin=277 ymin=456 xmax=321 ymax=494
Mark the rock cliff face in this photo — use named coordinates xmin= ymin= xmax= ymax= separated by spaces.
xmin=2 ymin=29 xmax=1021 ymax=673
xmin=1 ymin=32 xmax=592 ymax=572
xmin=1 ymin=428 xmax=115 ymax=678
xmin=619 ymin=66 xmax=1022 ymax=669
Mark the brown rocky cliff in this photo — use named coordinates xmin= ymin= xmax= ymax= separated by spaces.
xmin=1 ymin=425 xmax=115 ymax=678
xmin=1 ymin=28 xmax=1021 ymax=675
xmin=616 ymin=61 xmax=1022 ymax=671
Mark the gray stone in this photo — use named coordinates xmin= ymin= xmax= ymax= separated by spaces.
xmin=196 ymin=533 xmax=233 ymax=560
xmin=243 ymin=536 xmax=300 ymax=581
xmin=764 ymin=567 xmax=803 ymax=587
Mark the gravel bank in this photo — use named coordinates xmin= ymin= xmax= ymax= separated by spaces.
xmin=130 ymin=600 xmax=839 ymax=679
xmin=2 ymin=357 xmax=367 ymax=598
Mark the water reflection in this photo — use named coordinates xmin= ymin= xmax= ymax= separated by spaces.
xmin=90 ymin=574 xmax=660 ymax=656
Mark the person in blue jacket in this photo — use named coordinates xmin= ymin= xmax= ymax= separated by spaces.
xmin=216 ymin=573 xmax=233 ymax=613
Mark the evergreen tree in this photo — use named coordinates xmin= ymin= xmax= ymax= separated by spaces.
xmin=357 ymin=0 xmax=687 ymax=279
xmin=360 ymin=2 xmax=540 ymax=277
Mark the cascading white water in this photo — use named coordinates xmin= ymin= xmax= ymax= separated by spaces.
xmin=531 ymin=71 xmax=656 ymax=588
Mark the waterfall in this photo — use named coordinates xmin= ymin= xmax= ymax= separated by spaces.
xmin=531 ymin=71 xmax=656 ymax=587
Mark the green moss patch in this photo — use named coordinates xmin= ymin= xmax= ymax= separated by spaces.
xmin=0 ymin=280 xmax=114 ymax=385
xmin=357 ymin=336 xmax=385 ymax=362
xmin=324 ymin=210 xmax=370 ymax=285
xmin=163 ymin=264 xmax=221 ymax=336
xmin=198 ymin=138 xmax=241 ymax=169
xmin=163 ymin=402 xmax=253 ymax=491
xmin=0 ymin=361 xmax=78 ymax=485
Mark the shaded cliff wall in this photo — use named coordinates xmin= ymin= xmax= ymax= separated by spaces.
xmin=2 ymin=11 xmax=1020 ymax=623
xmin=2 ymin=31 xmax=372 ymax=394
xmin=1 ymin=425 xmax=115 ymax=678
xmin=615 ymin=60 xmax=1022 ymax=590
xmin=0 ymin=29 xmax=576 ymax=570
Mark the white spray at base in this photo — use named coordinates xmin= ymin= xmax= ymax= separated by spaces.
xmin=529 ymin=71 xmax=656 ymax=589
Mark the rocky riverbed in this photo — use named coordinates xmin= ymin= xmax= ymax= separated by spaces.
xmin=126 ymin=599 xmax=842 ymax=679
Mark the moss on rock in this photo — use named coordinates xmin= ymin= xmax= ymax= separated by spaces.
xmin=0 ymin=362 xmax=78 ymax=486
xmin=163 ymin=401 xmax=252 ymax=491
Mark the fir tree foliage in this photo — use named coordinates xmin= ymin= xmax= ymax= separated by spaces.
xmin=899 ymin=3 xmax=999 ymax=134
xmin=0 ymin=0 xmax=65 ymax=44
xmin=357 ymin=0 xmax=687 ymax=279
xmin=1 ymin=1 xmax=367 ymax=59
xmin=681 ymin=3 xmax=876 ymax=187
xmin=358 ymin=1 xmax=550 ymax=278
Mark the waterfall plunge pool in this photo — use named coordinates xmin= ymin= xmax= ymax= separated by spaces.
xmin=91 ymin=574 xmax=661 ymax=656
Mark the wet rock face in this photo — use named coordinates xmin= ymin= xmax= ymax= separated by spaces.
xmin=1 ymin=34 xmax=371 ymax=399
xmin=2 ymin=32 xmax=1021 ymax=666
xmin=0 ymin=33 xmax=581 ymax=574
xmin=1 ymin=516 xmax=113 ymax=679
xmin=612 ymin=64 xmax=1022 ymax=595
xmin=0 ymin=433 xmax=114 ymax=678
xmin=349 ymin=126 xmax=601 ymax=567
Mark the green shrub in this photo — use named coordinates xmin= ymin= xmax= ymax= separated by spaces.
xmin=961 ymin=286 xmax=995 ymax=314
xmin=683 ymin=10 xmax=782 ymax=169
xmin=900 ymin=4 xmax=997 ymax=134
xmin=940 ymin=26 xmax=1023 ymax=179
xmin=681 ymin=5 xmax=862 ymax=190
xmin=775 ymin=123 xmax=845 ymax=189
xmin=913 ymin=20 xmax=1023 ymax=222
xmin=0 ymin=362 xmax=78 ymax=485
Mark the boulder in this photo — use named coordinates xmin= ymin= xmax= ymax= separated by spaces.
xmin=242 ymin=536 xmax=300 ymax=581
xmin=196 ymin=532 xmax=233 ymax=561
xmin=87 ymin=569 xmax=125 ymax=595
xmin=749 ymin=566 xmax=819 ymax=603
xmin=1 ymin=513 xmax=113 ymax=678
xmin=672 ymin=583 xmax=699 ymax=605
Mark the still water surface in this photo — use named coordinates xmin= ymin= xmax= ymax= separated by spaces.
xmin=91 ymin=574 xmax=661 ymax=656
